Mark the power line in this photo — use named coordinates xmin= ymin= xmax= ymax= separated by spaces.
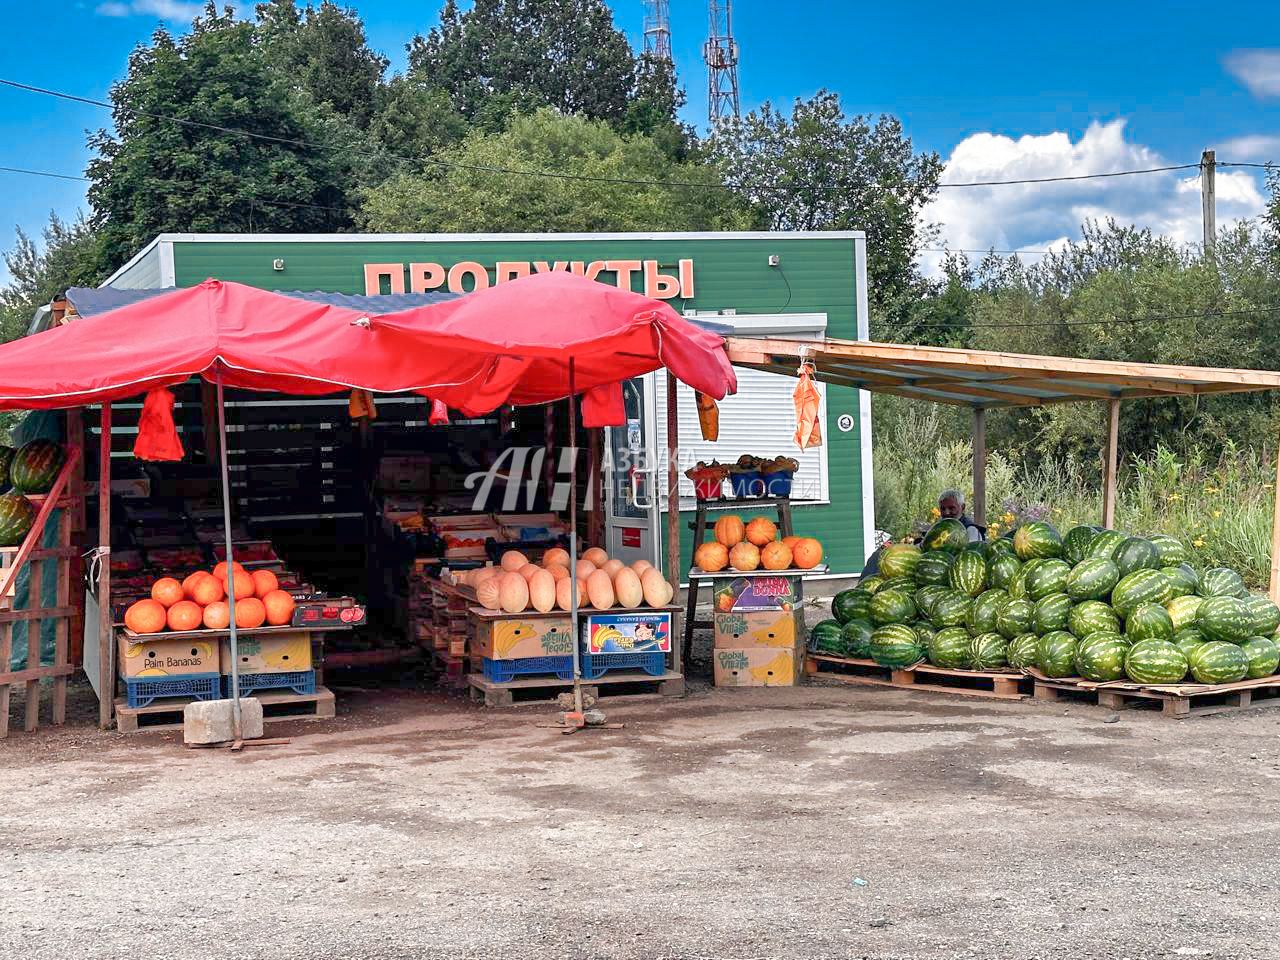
xmin=937 ymin=163 xmax=1200 ymax=187
xmin=923 ymin=247 xmax=1052 ymax=255
xmin=0 ymin=165 xmax=89 ymax=183
xmin=892 ymin=305 xmax=1280 ymax=331
xmin=1220 ymin=161 xmax=1276 ymax=170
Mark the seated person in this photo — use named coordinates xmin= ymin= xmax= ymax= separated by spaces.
xmin=938 ymin=489 xmax=985 ymax=542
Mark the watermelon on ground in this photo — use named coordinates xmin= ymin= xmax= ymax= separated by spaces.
xmin=832 ymin=589 xmax=874 ymax=624
xmin=869 ymin=624 xmax=925 ymax=668
xmin=9 ymin=439 xmax=65 ymax=494
xmin=1240 ymin=637 xmax=1280 ymax=679
xmin=0 ymin=491 xmax=35 ymax=546
xmin=1125 ymin=639 xmax=1189 ymax=684
xmin=1161 ymin=564 xmax=1200 ymax=599
xmin=1125 ymin=603 xmax=1175 ymax=644
xmin=996 ymin=598 xmax=1034 ymax=640
xmin=1037 ymin=631 xmax=1078 ymax=678
xmin=969 ymin=632 xmax=1009 ymax=670
xmin=1188 ymin=641 xmax=1249 ymax=685
xmin=967 ymin=589 xmax=1009 ymax=634
xmin=870 ymin=589 xmax=917 ymax=626
xmin=949 ymin=550 xmax=988 ymax=598
xmin=1007 ymin=633 xmax=1041 ymax=670
xmin=930 ymin=591 xmax=971 ymax=629
xmin=1065 ymin=558 xmax=1119 ymax=601
xmin=988 ymin=554 xmax=1021 ymax=591
xmin=1198 ymin=567 xmax=1247 ymax=599
xmin=840 ymin=619 xmax=875 ymax=658
xmin=1165 ymin=595 xmax=1204 ymax=631
xmin=914 ymin=551 xmax=954 ymax=586
xmin=1013 ymin=521 xmax=1062 ymax=561
xmin=1086 ymin=529 xmax=1127 ymax=561
xmin=1026 ymin=559 xmax=1071 ymax=601
xmin=928 ymin=627 xmax=972 ymax=669
xmin=1062 ymin=525 xmax=1098 ymax=565
xmin=1245 ymin=595 xmax=1280 ymax=636
xmin=1075 ymin=633 xmax=1129 ymax=682
xmin=1149 ymin=534 xmax=1191 ymax=567
xmin=922 ymin=518 xmax=970 ymax=554
xmin=1197 ymin=596 xmax=1254 ymax=644
xmin=880 ymin=544 xmax=923 ymax=580
xmin=1111 ymin=569 xmax=1173 ymax=618
xmin=1068 ymin=600 xmax=1121 ymax=640
xmin=1032 ymin=593 xmax=1072 ymax=635
xmin=809 ymin=619 xmax=845 ymax=654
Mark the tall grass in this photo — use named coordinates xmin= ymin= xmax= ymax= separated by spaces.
xmin=874 ymin=413 xmax=1276 ymax=587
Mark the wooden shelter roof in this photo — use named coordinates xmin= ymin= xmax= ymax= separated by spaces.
xmin=724 ymin=336 xmax=1280 ymax=408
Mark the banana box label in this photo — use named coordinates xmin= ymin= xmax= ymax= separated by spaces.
xmin=713 ymin=609 xmax=800 ymax=649
xmin=473 ymin=617 xmax=573 ymax=660
xmin=713 ymin=647 xmax=800 ymax=687
xmin=220 ymin=632 xmax=312 ymax=674
xmin=118 ymin=635 xmax=219 ymax=679
xmin=711 ymin=575 xmax=801 ymax=613
xmin=585 ymin=612 xmax=672 ymax=654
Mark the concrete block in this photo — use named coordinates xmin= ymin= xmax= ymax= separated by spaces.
xmin=183 ymin=698 xmax=264 ymax=745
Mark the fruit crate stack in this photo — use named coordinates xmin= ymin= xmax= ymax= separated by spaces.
xmin=431 ymin=579 xmax=475 ymax=688
xmin=710 ymin=574 xmax=806 ymax=687
xmin=407 ymin=559 xmax=436 ymax=650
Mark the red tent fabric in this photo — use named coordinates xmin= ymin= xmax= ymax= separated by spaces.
xmin=0 ymin=273 xmax=735 ymax=424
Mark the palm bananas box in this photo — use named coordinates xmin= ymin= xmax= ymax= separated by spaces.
xmin=118 ymin=635 xmax=220 ymax=679
xmin=712 ymin=646 xmax=801 ymax=687
xmin=472 ymin=616 xmax=574 ymax=660
xmin=713 ymin=608 xmax=802 ymax=649
xmin=219 ymin=632 xmax=312 ymax=674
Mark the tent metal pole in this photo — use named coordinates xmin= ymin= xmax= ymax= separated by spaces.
xmin=568 ymin=360 xmax=583 ymax=715
xmin=216 ymin=373 xmax=243 ymax=740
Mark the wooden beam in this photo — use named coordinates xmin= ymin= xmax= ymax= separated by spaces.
xmin=665 ymin=372 xmax=682 ymax=678
xmin=587 ymin=428 xmax=603 ymax=549
xmin=98 ymin=402 xmax=113 ymax=730
xmin=1102 ymin=400 xmax=1120 ymax=529
xmin=752 ymin=363 xmax=1023 ymax=407
xmin=972 ymin=408 xmax=987 ymax=528
xmin=1271 ymin=441 xmax=1280 ymax=603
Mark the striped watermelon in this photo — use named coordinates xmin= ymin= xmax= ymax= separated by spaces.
xmin=878 ymin=576 xmax=917 ymax=594
xmin=1198 ymin=567 xmax=1247 ymax=599
xmin=858 ymin=576 xmax=885 ymax=594
xmin=1165 ymin=595 xmax=1204 ymax=631
xmin=1112 ymin=537 xmax=1161 ymax=577
xmin=912 ymin=622 xmax=937 ymax=647
xmin=1075 ymin=632 xmax=1129 ymax=681
xmin=840 ymin=619 xmax=874 ymax=658
xmin=1124 ymin=639 xmax=1189 ymax=684
xmin=1062 ymin=525 xmax=1099 ymax=565
xmin=1161 ymin=564 xmax=1200 ymax=599
xmin=923 ymin=518 xmax=970 ymax=554
xmin=0 ymin=491 xmax=35 ymax=546
xmin=987 ymin=537 xmax=1017 ymax=560
xmin=1006 ymin=566 xmax=1030 ymax=601
xmin=1172 ymin=627 xmax=1206 ymax=661
xmin=870 ymin=588 xmax=917 ymax=626
xmin=967 ymin=589 xmax=1009 ymax=634
xmin=969 ymin=632 xmax=1009 ymax=670
xmin=1125 ymin=603 xmax=1174 ymax=643
xmin=810 ymin=619 xmax=845 ymax=654
xmin=1065 ymin=558 xmax=1119 ymax=601
xmin=1241 ymin=637 xmax=1280 ymax=679
xmin=1188 ymin=641 xmax=1248 ymax=684
xmin=1086 ymin=529 xmax=1127 ymax=560
xmin=1037 ymin=631 xmax=1078 ymax=678
xmin=1026 ymin=559 xmax=1071 ymax=601
xmin=988 ymin=554 xmax=1022 ymax=591
xmin=0 ymin=445 xmax=13 ymax=489
xmin=1007 ymin=632 xmax=1041 ymax=669
xmin=869 ymin=624 xmax=924 ymax=668
xmin=1032 ymin=593 xmax=1072 ymax=635
xmin=930 ymin=591 xmax=971 ymax=628
xmin=832 ymin=589 xmax=874 ymax=624
xmin=1068 ymin=600 xmax=1121 ymax=639
xmin=928 ymin=627 xmax=972 ymax=669
xmin=949 ymin=551 xmax=988 ymax=598
xmin=914 ymin=551 xmax=954 ymax=586
xmin=1245 ymin=596 xmax=1280 ymax=636
xmin=1014 ymin=521 xmax=1063 ymax=561
xmin=1149 ymin=534 xmax=1191 ymax=567
xmin=1111 ymin=569 xmax=1173 ymax=618
xmin=996 ymin=598 xmax=1035 ymax=640
xmin=9 ymin=439 xmax=65 ymax=494
xmin=914 ymin=585 xmax=950 ymax=619
xmin=880 ymin=544 xmax=923 ymax=579
xmin=1197 ymin=596 xmax=1254 ymax=644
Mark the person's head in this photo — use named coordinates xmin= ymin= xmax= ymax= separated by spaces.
xmin=939 ymin=489 xmax=965 ymax=520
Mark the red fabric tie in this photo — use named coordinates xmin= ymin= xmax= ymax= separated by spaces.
xmin=429 ymin=399 xmax=450 ymax=425
xmin=581 ymin=382 xmax=625 ymax=428
xmin=133 ymin=387 xmax=185 ymax=461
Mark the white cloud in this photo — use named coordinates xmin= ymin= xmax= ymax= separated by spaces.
xmin=920 ymin=120 xmax=1269 ymax=276
xmin=96 ymin=0 xmax=204 ymax=18
xmin=1223 ymin=49 xmax=1280 ymax=98
xmin=1218 ymin=134 xmax=1280 ymax=163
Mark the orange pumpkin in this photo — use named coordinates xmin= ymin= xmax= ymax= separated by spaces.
xmin=729 ymin=541 xmax=761 ymax=571
xmin=745 ymin=517 xmax=778 ymax=547
xmin=166 ymin=600 xmax=203 ymax=632
xmin=251 ymin=569 xmax=279 ymax=598
xmin=262 ymin=589 xmax=296 ymax=626
xmin=203 ymin=601 xmax=231 ymax=630
xmin=124 ymin=599 xmax=167 ymax=634
xmin=694 ymin=541 xmax=730 ymax=573
xmin=181 ymin=571 xmax=207 ymax=599
xmin=234 ymin=597 xmax=267 ymax=629
xmin=792 ymin=537 xmax=824 ymax=569
xmin=213 ymin=561 xmax=249 ymax=583
xmin=150 ymin=577 xmax=184 ymax=608
xmin=221 ymin=570 xmax=255 ymax=601
xmin=191 ymin=574 xmax=225 ymax=606
xmin=713 ymin=515 xmax=745 ymax=547
xmin=760 ymin=540 xmax=793 ymax=570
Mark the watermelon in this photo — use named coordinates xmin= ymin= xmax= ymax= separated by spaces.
xmin=967 ymin=589 xmax=1009 ymax=634
xmin=969 ymin=632 xmax=1009 ymax=670
xmin=1172 ymin=627 xmax=1207 ymax=661
xmin=1111 ymin=569 xmax=1173 ymax=618
xmin=1032 ymin=593 xmax=1072 ymax=635
xmin=880 ymin=544 xmax=923 ymax=580
xmin=996 ymin=598 xmax=1035 ymax=640
xmin=858 ymin=575 xmax=885 ymax=594
xmin=1086 ymin=529 xmax=1127 ymax=560
xmin=949 ymin=550 xmax=988 ymax=598
xmin=1075 ymin=633 xmax=1129 ymax=682
xmin=1112 ymin=537 xmax=1162 ymax=577
xmin=8 ymin=439 xmax=64 ymax=494
xmin=987 ymin=538 xmax=1017 ymax=560
xmin=1240 ymin=637 xmax=1280 ymax=679
xmin=1065 ymin=558 xmax=1119 ymax=601
xmin=0 ymin=445 xmax=13 ymax=489
xmin=840 ymin=619 xmax=875 ymax=658
xmin=988 ymin=554 xmax=1021 ymax=591
xmin=914 ymin=585 xmax=950 ymax=619
xmin=1013 ymin=521 xmax=1062 ymax=561
xmin=1062 ymin=525 xmax=1099 ymax=565
xmin=869 ymin=624 xmax=924 ymax=668
xmin=1198 ymin=567 xmax=1247 ymax=599
xmin=1068 ymin=600 xmax=1121 ymax=639
xmin=832 ymin=589 xmax=874 ymax=624
xmin=1007 ymin=632 xmax=1042 ymax=670
xmin=922 ymin=518 xmax=970 ymax=554
xmin=1149 ymin=534 xmax=1191 ymax=567
xmin=878 ymin=576 xmax=917 ymax=594
xmin=1244 ymin=595 xmax=1280 ymax=636
xmin=0 ymin=491 xmax=35 ymax=546
xmin=869 ymin=588 xmax=916 ymax=626
xmin=1188 ymin=641 xmax=1249 ymax=685
xmin=1006 ymin=566 xmax=1030 ymax=601
xmin=1165 ymin=595 xmax=1204 ymax=631
xmin=809 ymin=619 xmax=845 ymax=654
xmin=1197 ymin=596 xmax=1254 ymax=644
xmin=930 ymin=591 xmax=971 ymax=628
xmin=1026 ymin=559 xmax=1071 ymax=601
xmin=912 ymin=622 xmax=937 ymax=647
xmin=1125 ymin=603 xmax=1175 ymax=643
xmin=1161 ymin=564 xmax=1200 ymax=599
xmin=1037 ymin=631 xmax=1078 ymax=678
xmin=914 ymin=551 xmax=954 ymax=586
xmin=1124 ymin=639 xmax=1189 ymax=684
xmin=928 ymin=626 xmax=972 ymax=669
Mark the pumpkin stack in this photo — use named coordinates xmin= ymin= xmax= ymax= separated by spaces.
xmin=123 ymin=563 xmax=296 ymax=634
xmin=694 ymin=514 xmax=824 ymax=573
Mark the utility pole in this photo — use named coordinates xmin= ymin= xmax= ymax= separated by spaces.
xmin=704 ymin=0 xmax=740 ymax=126
xmin=1200 ymin=149 xmax=1216 ymax=258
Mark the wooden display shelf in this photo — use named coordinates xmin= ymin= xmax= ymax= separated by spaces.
xmin=119 ymin=623 xmax=347 ymax=642
xmin=467 ymin=603 xmax=681 ymax=620
xmin=1026 ymin=669 xmax=1280 ymax=718
xmin=688 ymin=565 xmax=829 ymax=579
xmin=467 ymin=669 xmax=685 ymax=707
xmin=114 ymin=686 xmax=336 ymax=734
xmin=805 ymin=653 xmax=1031 ymax=701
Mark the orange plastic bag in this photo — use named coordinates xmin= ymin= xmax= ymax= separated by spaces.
xmin=793 ymin=362 xmax=822 ymax=449
xmin=133 ymin=387 xmax=185 ymax=461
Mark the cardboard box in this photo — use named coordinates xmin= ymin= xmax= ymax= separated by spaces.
xmin=583 ymin=611 xmax=673 ymax=654
xmin=292 ymin=597 xmax=366 ymax=627
xmin=712 ymin=646 xmax=801 ymax=687
xmin=711 ymin=575 xmax=802 ymax=613
xmin=472 ymin=615 xmax=574 ymax=660
xmin=220 ymin=631 xmax=312 ymax=675
xmin=713 ymin=608 xmax=801 ymax=649
xmin=118 ymin=634 xmax=220 ymax=679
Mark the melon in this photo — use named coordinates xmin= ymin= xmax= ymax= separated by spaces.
xmin=760 ymin=540 xmax=792 ymax=570
xmin=556 ymin=576 xmax=588 ymax=611
xmin=477 ymin=579 xmax=501 ymax=610
xmin=641 ymin=568 xmax=670 ymax=607
xmin=613 ymin=568 xmax=643 ymax=608
xmin=545 ymin=563 xmax=570 ymax=582
xmin=587 ymin=569 xmax=616 ymax=608
xmin=745 ymin=516 xmax=778 ymax=546
xmin=124 ymin=599 xmax=167 ymax=634
xmin=234 ymin=597 xmax=267 ymax=629
xmin=221 ymin=570 xmax=255 ymax=601
xmin=250 ymin=569 xmax=279 ymax=598
xmin=582 ymin=547 xmax=609 ymax=566
xmin=518 ymin=563 xmax=541 ymax=582
xmin=631 ymin=559 xmax=654 ymax=576
xmin=166 ymin=600 xmax=202 ymax=632
xmin=694 ymin=541 xmax=730 ymax=572
xmin=500 ymin=550 xmax=528 ymax=572
xmin=497 ymin=572 xmax=529 ymax=613
xmin=472 ymin=566 xmax=499 ymax=585
xmin=575 ymin=558 xmax=598 ymax=579
xmin=203 ymin=601 xmax=231 ymax=630
xmin=528 ymin=569 xmax=556 ymax=613
xmin=191 ymin=575 xmax=224 ymax=606
xmin=714 ymin=515 xmax=746 ymax=547
xmin=150 ymin=577 xmax=184 ymax=608
xmin=792 ymin=538 xmax=823 ymax=569
xmin=542 ymin=547 xmax=571 ymax=568
xmin=262 ymin=589 xmax=296 ymax=626
xmin=729 ymin=541 xmax=761 ymax=571
xmin=181 ymin=571 xmax=208 ymax=600
xmin=601 ymin=558 xmax=626 ymax=578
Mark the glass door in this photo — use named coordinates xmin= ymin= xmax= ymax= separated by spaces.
xmin=604 ymin=375 xmax=660 ymax=566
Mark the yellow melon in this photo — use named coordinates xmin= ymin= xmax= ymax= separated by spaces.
xmin=518 ymin=563 xmax=541 ymax=582
xmin=631 ymin=559 xmax=653 ymax=577
xmin=714 ymin=514 xmax=745 ymax=547
xmin=582 ymin=546 xmax=609 ymax=566
xmin=545 ymin=563 xmax=570 ymax=582
xmin=476 ymin=578 xmax=501 ymax=610
xmin=613 ymin=568 xmax=643 ymax=608
xmin=640 ymin=567 xmax=670 ymax=607
xmin=587 ymin=568 xmax=615 ymax=609
xmin=497 ymin=572 xmax=529 ymax=613
xmin=542 ymin=547 xmax=571 ymax=568
xmin=556 ymin=576 xmax=588 ymax=611
xmin=601 ymin=558 xmax=625 ymax=578
xmin=745 ymin=516 xmax=778 ymax=546
xmin=729 ymin=541 xmax=761 ymax=571
xmin=528 ymin=569 xmax=556 ymax=613
xmin=575 ymin=558 xmax=598 ymax=579
xmin=500 ymin=550 xmax=528 ymax=572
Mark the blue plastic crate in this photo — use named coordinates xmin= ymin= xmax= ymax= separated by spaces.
xmin=226 ymin=670 xmax=316 ymax=698
xmin=125 ymin=672 xmax=223 ymax=709
xmin=581 ymin=650 xmax=666 ymax=681
xmin=482 ymin=655 xmax=575 ymax=683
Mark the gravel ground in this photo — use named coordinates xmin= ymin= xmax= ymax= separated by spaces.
xmin=3 ymin=676 xmax=1280 ymax=960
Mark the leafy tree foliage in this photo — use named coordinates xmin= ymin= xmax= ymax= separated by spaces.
xmin=0 ymin=214 xmax=109 ymax=341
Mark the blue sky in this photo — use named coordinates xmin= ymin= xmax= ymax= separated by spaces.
xmin=1 ymin=0 xmax=1277 ymax=277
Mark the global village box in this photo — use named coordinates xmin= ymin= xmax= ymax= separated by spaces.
xmin=712 ymin=609 xmax=802 ymax=649
xmin=472 ymin=614 xmax=574 ymax=660
xmin=712 ymin=575 xmax=802 ymax=614
xmin=220 ymin=631 xmax=313 ymax=674
xmin=584 ymin=611 xmax=673 ymax=654
xmin=712 ymin=647 xmax=801 ymax=687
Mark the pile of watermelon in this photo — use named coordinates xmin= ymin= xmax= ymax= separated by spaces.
xmin=810 ymin=517 xmax=1280 ymax=686
xmin=0 ymin=439 xmax=67 ymax=547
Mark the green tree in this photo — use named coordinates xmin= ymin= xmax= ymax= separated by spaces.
xmin=359 ymin=108 xmax=748 ymax=233
xmin=368 ymin=76 xmax=469 ymax=160
xmin=0 ymin=213 xmax=110 ymax=342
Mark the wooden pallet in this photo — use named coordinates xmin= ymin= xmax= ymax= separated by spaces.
xmin=113 ymin=686 xmax=336 ymax=734
xmin=804 ymin=653 xmax=1030 ymax=701
xmin=1027 ymin=669 xmax=1280 ymax=718
xmin=467 ymin=670 xmax=685 ymax=707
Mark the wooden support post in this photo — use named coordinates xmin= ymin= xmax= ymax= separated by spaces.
xmin=97 ymin=403 xmax=113 ymax=729
xmin=587 ymin=428 xmax=603 ymax=549
xmin=1201 ymin=149 xmax=1216 ymax=258
xmin=66 ymin=407 xmax=86 ymax=666
xmin=543 ymin=404 xmax=555 ymax=508
xmin=1270 ymin=442 xmax=1280 ymax=603
xmin=972 ymin=407 xmax=987 ymax=528
xmin=200 ymin=380 xmax=220 ymax=465
xmin=665 ymin=372 xmax=682 ymax=677
xmin=1102 ymin=399 xmax=1120 ymax=529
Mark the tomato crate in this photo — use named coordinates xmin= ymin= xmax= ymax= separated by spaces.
xmin=226 ymin=670 xmax=316 ymax=698
xmin=124 ymin=672 xmax=223 ymax=709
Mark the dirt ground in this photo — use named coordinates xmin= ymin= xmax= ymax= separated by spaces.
xmin=4 ymin=673 xmax=1280 ymax=960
